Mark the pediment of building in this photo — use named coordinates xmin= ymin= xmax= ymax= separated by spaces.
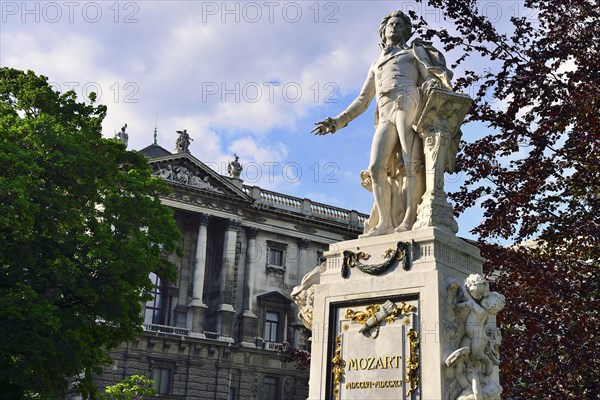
xmin=257 ymin=291 xmax=292 ymax=305
xmin=148 ymin=153 xmax=252 ymax=202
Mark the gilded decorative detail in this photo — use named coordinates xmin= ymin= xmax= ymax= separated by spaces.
xmin=345 ymin=300 xmax=415 ymax=339
xmin=406 ymin=329 xmax=420 ymax=397
xmin=341 ymin=241 xmax=410 ymax=278
xmin=331 ymin=335 xmax=345 ymax=400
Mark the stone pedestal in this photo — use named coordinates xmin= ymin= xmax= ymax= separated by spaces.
xmin=239 ymin=311 xmax=259 ymax=347
xmin=189 ymin=303 xmax=207 ymax=338
xmin=216 ymin=304 xmax=236 ymax=343
xmin=300 ymin=227 xmax=487 ymax=400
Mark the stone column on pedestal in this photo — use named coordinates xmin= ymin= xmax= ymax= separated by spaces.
xmin=216 ymin=218 xmax=240 ymax=342
xmin=189 ymin=213 xmax=210 ymax=336
xmin=413 ymin=88 xmax=472 ymax=234
xmin=240 ymin=227 xmax=259 ymax=346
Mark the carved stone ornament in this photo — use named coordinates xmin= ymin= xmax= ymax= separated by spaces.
xmin=153 ymin=163 xmax=224 ymax=193
xmin=412 ymin=88 xmax=472 ymax=234
xmin=290 ymin=262 xmax=325 ymax=329
xmin=444 ymin=274 xmax=505 ymax=400
xmin=345 ymin=300 xmax=415 ymax=339
xmin=165 ymin=192 xmax=243 ymax=216
xmin=244 ymin=212 xmax=268 ymax=223
xmin=341 ymin=241 xmax=410 ymax=278
xmin=331 ymin=334 xmax=345 ymax=400
xmin=294 ymin=224 xmax=318 ymax=234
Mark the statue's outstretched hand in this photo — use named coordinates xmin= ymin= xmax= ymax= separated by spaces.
xmin=311 ymin=117 xmax=337 ymax=135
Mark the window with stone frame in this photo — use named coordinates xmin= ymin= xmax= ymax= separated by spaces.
xmin=266 ymin=240 xmax=287 ymax=273
xmin=264 ymin=311 xmax=279 ymax=342
xmin=262 ymin=376 xmax=280 ymax=400
xmin=151 ymin=361 xmax=175 ymax=395
xmin=257 ymin=291 xmax=292 ymax=349
xmin=144 ymin=272 xmax=170 ymax=326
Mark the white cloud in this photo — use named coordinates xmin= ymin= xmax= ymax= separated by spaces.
xmin=0 ymin=1 xmax=493 ymax=232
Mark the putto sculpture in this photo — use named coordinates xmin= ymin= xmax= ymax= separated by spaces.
xmin=312 ymin=10 xmax=470 ymax=237
xmin=444 ymin=274 xmax=505 ymax=400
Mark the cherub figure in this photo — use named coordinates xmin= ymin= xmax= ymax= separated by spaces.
xmin=456 ymin=286 xmax=505 ymax=375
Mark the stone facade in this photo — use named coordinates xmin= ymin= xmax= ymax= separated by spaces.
xmin=91 ymin=143 xmax=367 ymax=400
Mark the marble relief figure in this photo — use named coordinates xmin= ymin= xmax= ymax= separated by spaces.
xmin=445 ymin=274 xmax=505 ymax=400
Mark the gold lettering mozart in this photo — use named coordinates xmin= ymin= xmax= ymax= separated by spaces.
xmin=347 ymin=355 xmax=401 ymax=371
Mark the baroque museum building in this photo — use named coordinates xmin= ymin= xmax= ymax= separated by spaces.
xmin=90 ymin=140 xmax=367 ymax=399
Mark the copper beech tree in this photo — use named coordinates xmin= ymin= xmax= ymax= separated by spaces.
xmin=407 ymin=0 xmax=598 ymax=397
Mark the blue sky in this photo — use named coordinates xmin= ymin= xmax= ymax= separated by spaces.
xmin=1 ymin=1 xmax=534 ymax=241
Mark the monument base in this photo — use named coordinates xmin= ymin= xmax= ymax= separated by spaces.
xmin=296 ymin=227 xmax=494 ymax=400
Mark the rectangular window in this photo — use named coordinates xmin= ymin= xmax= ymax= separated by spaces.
xmin=152 ymin=367 xmax=172 ymax=395
xmin=268 ymin=248 xmax=283 ymax=267
xmin=263 ymin=376 xmax=280 ymax=400
xmin=264 ymin=311 xmax=279 ymax=342
xmin=144 ymin=272 xmax=168 ymax=325
xmin=266 ymin=240 xmax=287 ymax=273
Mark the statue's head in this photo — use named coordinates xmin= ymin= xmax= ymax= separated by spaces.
xmin=465 ymin=274 xmax=490 ymax=300
xmin=481 ymin=292 xmax=506 ymax=315
xmin=379 ymin=10 xmax=412 ymax=48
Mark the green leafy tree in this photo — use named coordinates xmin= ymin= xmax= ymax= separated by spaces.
xmin=100 ymin=375 xmax=156 ymax=400
xmin=408 ymin=1 xmax=599 ymax=397
xmin=0 ymin=68 xmax=181 ymax=399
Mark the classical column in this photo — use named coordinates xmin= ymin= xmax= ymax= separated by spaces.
xmin=191 ymin=213 xmax=210 ymax=307
xmin=217 ymin=218 xmax=240 ymax=340
xmin=240 ymin=227 xmax=259 ymax=346
xmin=243 ymin=227 xmax=259 ymax=314
xmin=292 ymin=238 xmax=311 ymax=345
xmin=189 ymin=213 xmax=210 ymax=335
xmin=297 ymin=238 xmax=310 ymax=284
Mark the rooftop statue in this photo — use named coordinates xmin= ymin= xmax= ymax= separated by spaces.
xmin=227 ymin=154 xmax=243 ymax=179
xmin=115 ymin=123 xmax=129 ymax=147
xmin=175 ymin=129 xmax=193 ymax=153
